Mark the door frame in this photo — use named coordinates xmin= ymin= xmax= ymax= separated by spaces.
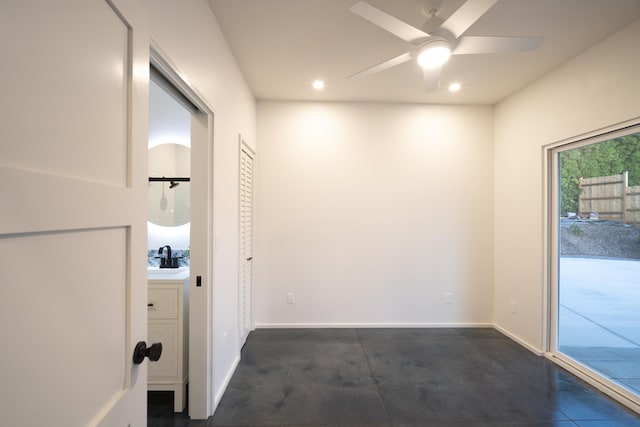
xmin=149 ymin=43 xmax=216 ymax=419
xmin=543 ymin=118 xmax=640 ymax=414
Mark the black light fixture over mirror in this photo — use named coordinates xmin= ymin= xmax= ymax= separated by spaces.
xmin=149 ymin=176 xmax=191 ymax=185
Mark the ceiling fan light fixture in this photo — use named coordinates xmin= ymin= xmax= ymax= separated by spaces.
xmin=448 ymin=82 xmax=461 ymax=92
xmin=417 ymin=40 xmax=451 ymax=69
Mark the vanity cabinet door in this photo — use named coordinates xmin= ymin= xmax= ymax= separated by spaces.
xmin=148 ymin=322 xmax=179 ymax=378
xmin=148 ymin=288 xmax=179 ymax=319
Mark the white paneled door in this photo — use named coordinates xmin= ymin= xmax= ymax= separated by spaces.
xmin=239 ymin=140 xmax=255 ymax=346
xmin=0 ymin=1 xmax=149 ymax=426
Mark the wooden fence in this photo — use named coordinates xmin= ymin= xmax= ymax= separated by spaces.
xmin=579 ymin=171 xmax=640 ymax=224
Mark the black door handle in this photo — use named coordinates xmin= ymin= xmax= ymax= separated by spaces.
xmin=133 ymin=341 xmax=162 ymax=364
xmin=246 ymin=257 xmax=253 ymax=261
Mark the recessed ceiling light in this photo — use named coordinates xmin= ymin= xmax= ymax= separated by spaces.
xmin=312 ymin=80 xmax=325 ymax=90
xmin=448 ymin=82 xmax=462 ymax=92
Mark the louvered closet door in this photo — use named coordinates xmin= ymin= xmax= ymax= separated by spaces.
xmin=239 ymin=142 xmax=255 ymax=346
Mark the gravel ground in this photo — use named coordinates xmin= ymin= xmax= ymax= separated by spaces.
xmin=560 ymin=219 xmax=640 ymax=259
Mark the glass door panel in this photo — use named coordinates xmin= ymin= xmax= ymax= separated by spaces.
xmin=554 ymin=129 xmax=640 ymax=398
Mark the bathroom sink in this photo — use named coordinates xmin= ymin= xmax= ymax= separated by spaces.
xmin=148 ymin=267 xmax=186 ymax=274
xmin=147 ymin=267 xmax=189 ymax=279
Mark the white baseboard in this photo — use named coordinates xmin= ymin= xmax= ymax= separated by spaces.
xmin=254 ymin=323 xmax=542 ymax=357
xmin=255 ymin=322 xmax=494 ymax=329
xmin=492 ymin=324 xmax=543 ymax=356
xmin=211 ymin=323 xmax=639 ymax=417
xmin=213 ymin=354 xmax=241 ymax=411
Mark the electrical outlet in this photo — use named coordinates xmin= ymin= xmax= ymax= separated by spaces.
xmin=510 ymin=300 xmax=517 ymax=314
xmin=287 ymin=292 xmax=295 ymax=304
xmin=445 ymin=293 xmax=453 ymax=304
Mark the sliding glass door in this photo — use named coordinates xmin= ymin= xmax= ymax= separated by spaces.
xmin=550 ymin=126 xmax=640 ymax=405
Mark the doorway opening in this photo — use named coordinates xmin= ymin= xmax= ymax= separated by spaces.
xmin=148 ymin=46 xmax=215 ymax=420
xmin=548 ymin=124 xmax=640 ymax=412
xmin=147 ymin=66 xmax=194 ymax=415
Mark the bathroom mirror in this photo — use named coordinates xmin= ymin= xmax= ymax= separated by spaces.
xmin=148 ymin=143 xmax=190 ymax=227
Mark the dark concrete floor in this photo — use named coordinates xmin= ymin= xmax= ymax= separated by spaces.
xmin=148 ymin=328 xmax=640 ymax=427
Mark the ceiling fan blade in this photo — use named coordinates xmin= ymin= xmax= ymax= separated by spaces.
xmin=440 ymin=0 xmax=498 ymax=39
xmin=453 ymin=36 xmax=543 ymax=55
xmin=423 ymin=67 xmax=442 ymax=93
xmin=350 ymin=1 xmax=430 ymax=43
xmin=347 ymin=51 xmax=413 ymax=80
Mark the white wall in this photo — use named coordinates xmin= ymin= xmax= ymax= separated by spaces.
xmin=140 ymin=0 xmax=256 ymax=413
xmin=137 ymin=1 xmax=640 ymax=414
xmin=255 ymin=101 xmax=494 ymax=327
xmin=493 ymin=19 xmax=640 ymax=351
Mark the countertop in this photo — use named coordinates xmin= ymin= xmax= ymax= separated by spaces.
xmin=147 ymin=267 xmax=190 ymax=283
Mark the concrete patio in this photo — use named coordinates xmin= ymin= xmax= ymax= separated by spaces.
xmin=559 ymin=256 xmax=640 ymax=394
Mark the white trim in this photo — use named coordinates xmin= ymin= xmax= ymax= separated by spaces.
xmin=246 ymin=321 xmax=640 ymax=414
xmin=238 ymin=136 xmax=256 ymax=348
xmin=254 ymin=323 xmax=544 ymax=357
xmin=255 ymin=322 xmax=494 ymax=329
xmin=543 ymin=117 xmax=640 ymax=415
xmin=541 ymin=146 xmax=553 ymax=354
xmin=543 ymin=117 xmax=640 ymax=152
xmin=493 ymin=324 xmax=544 ymax=356
xmin=213 ymin=355 xmax=240 ymax=412
xmin=149 ymin=43 xmax=216 ymax=419
xmin=544 ymin=145 xmax=560 ymax=354
xmin=546 ymin=352 xmax=640 ymax=415
xmin=149 ymin=42 xmax=214 ymax=114
xmin=239 ymin=135 xmax=256 ymax=157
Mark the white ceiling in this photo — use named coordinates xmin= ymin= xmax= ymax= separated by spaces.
xmin=207 ymin=0 xmax=640 ymax=104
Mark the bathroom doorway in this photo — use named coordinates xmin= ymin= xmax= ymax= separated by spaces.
xmin=147 ymin=67 xmax=193 ymax=415
xmin=148 ymin=70 xmax=192 ymax=265
xmin=148 ymin=48 xmax=215 ymax=420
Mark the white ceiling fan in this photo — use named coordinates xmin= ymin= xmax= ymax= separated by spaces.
xmin=347 ymin=0 xmax=544 ymax=92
